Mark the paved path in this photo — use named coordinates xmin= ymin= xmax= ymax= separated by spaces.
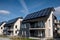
xmin=0 ymin=38 xmax=10 ymax=40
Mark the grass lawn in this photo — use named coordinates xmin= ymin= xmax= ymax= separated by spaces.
xmin=10 ymin=37 xmax=34 ymax=40
xmin=0 ymin=35 xmax=34 ymax=40
xmin=0 ymin=35 xmax=8 ymax=38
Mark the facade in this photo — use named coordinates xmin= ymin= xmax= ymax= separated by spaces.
xmin=20 ymin=7 xmax=57 ymax=39
xmin=4 ymin=17 xmax=23 ymax=36
xmin=0 ymin=22 xmax=6 ymax=35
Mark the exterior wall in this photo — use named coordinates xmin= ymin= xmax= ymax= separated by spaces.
xmin=0 ymin=23 xmax=6 ymax=35
xmin=13 ymin=19 xmax=23 ymax=36
xmin=45 ymin=11 xmax=54 ymax=38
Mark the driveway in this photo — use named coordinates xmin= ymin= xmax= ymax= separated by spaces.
xmin=0 ymin=38 xmax=10 ymax=40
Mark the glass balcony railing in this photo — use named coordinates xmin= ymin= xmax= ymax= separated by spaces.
xmin=30 ymin=25 xmax=45 ymax=28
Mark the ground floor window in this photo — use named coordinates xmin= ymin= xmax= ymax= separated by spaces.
xmin=22 ymin=31 xmax=26 ymax=37
xmin=30 ymin=30 xmax=45 ymax=38
xmin=15 ymin=30 xmax=17 ymax=34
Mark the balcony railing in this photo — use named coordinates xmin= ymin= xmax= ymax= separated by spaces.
xmin=54 ymin=20 xmax=60 ymax=24
xmin=7 ymin=28 xmax=13 ymax=31
xmin=7 ymin=32 xmax=13 ymax=35
xmin=30 ymin=25 xmax=45 ymax=28
xmin=29 ymin=27 xmax=45 ymax=30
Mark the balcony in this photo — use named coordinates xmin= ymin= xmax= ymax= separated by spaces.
xmin=7 ymin=31 xmax=13 ymax=35
xmin=29 ymin=28 xmax=45 ymax=30
xmin=7 ymin=28 xmax=13 ymax=31
xmin=29 ymin=26 xmax=45 ymax=30
xmin=54 ymin=20 xmax=60 ymax=24
xmin=30 ymin=30 xmax=45 ymax=38
xmin=57 ymin=30 xmax=60 ymax=34
xmin=57 ymin=25 xmax=60 ymax=28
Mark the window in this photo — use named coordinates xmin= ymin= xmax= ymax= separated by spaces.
xmin=1 ymin=27 xmax=3 ymax=29
xmin=24 ymin=31 xmax=26 ymax=36
xmin=15 ymin=25 xmax=17 ymax=28
xmin=49 ymin=20 xmax=50 ymax=27
xmin=22 ymin=31 xmax=26 ymax=37
xmin=38 ymin=22 xmax=41 ymax=27
xmin=38 ymin=21 xmax=45 ymax=28
xmin=38 ymin=31 xmax=43 ymax=37
xmin=22 ymin=31 xmax=23 ymax=35
xmin=34 ymin=22 xmax=38 ymax=28
xmin=15 ymin=31 xmax=17 ymax=34
xmin=21 ymin=24 xmax=26 ymax=28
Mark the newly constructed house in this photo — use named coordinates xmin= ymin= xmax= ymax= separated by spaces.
xmin=20 ymin=7 xmax=57 ymax=39
xmin=0 ymin=22 xmax=6 ymax=35
xmin=4 ymin=17 xmax=23 ymax=36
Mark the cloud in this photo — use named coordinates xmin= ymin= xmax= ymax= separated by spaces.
xmin=0 ymin=10 xmax=10 ymax=14
xmin=54 ymin=7 xmax=60 ymax=16
xmin=19 ymin=0 xmax=29 ymax=14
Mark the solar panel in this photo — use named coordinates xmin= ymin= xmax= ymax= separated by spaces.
xmin=46 ymin=8 xmax=50 ymax=15
xmin=24 ymin=7 xmax=54 ymax=21
xmin=37 ymin=10 xmax=43 ymax=17
xmin=41 ymin=9 xmax=47 ymax=16
xmin=34 ymin=12 xmax=39 ymax=18
xmin=7 ymin=17 xmax=23 ymax=24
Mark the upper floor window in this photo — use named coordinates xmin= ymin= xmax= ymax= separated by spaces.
xmin=21 ymin=24 xmax=26 ymax=28
xmin=15 ymin=25 xmax=17 ymax=28
xmin=1 ymin=27 xmax=3 ymax=29
xmin=38 ymin=21 xmax=45 ymax=28
xmin=49 ymin=20 xmax=50 ymax=27
xmin=34 ymin=22 xmax=38 ymax=28
xmin=21 ymin=23 xmax=30 ymax=28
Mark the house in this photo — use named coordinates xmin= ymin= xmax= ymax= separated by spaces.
xmin=54 ymin=20 xmax=60 ymax=38
xmin=20 ymin=7 xmax=57 ymax=39
xmin=4 ymin=17 xmax=23 ymax=36
xmin=0 ymin=21 xmax=6 ymax=35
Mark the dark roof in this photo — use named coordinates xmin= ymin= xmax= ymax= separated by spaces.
xmin=23 ymin=7 xmax=55 ymax=21
xmin=0 ymin=21 xmax=6 ymax=26
xmin=6 ymin=17 xmax=23 ymax=24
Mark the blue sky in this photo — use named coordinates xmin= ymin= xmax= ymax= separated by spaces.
xmin=0 ymin=0 xmax=60 ymax=22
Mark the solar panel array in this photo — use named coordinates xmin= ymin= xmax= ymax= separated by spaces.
xmin=0 ymin=21 xmax=6 ymax=26
xmin=6 ymin=17 xmax=23 ymax=24
xmin=0 ymin=22 xmax=4 ymax=26
xmin=24 ymin=7 xmax=54 ymax=21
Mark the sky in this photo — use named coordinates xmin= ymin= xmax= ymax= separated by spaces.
xmin=0 ymin=0 xmax=60 ymax=22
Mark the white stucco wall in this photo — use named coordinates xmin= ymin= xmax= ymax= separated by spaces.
xmin=0 ymin=23 xmax=6 ymax=35
xmin=45 ymin=11 xmax=54 ymax=38
xmin=13 ymin=19 xmax=23 ymax=36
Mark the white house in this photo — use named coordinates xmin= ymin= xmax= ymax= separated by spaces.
xmin=21 ymin=7 xmax=57 ymax=39
xmin=4 ymin=17 xmax=23 ymax=36
xmin=0 ymin=22 xmax=6 ymax=35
